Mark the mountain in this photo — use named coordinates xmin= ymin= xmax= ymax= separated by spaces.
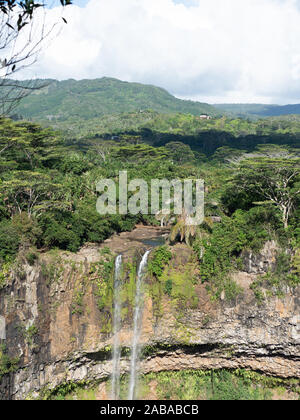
xmin=214 ymin=103 xmax=300 ymax=118
xmin=12 ymin=77 xmax=219 ymax=122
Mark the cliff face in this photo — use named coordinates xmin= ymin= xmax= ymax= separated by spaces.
xmin=0 ymin=228 xmax=299 ymax=400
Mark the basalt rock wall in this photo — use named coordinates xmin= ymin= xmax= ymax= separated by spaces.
xmin=0 ymin=230 xmax=299 ymax=400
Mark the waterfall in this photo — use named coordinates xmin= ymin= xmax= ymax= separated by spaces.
xmin=111 ymin=250 xmax=152 ymax=400
xmin=111 ymin=254 xmax=122 ymax=400
xmin=128 ymin=250 xmax=151 ymax=400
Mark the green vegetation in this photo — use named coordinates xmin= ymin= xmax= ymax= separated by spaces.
xmin=141 ymin=369 xmax=299 ymax=400
xmin=0 ymin=117 xmax=154 ymax=263
xmin=71 ymin=289 xmax=85 ymax=315
xmin=160 ymin=264 xmax=199 ymax=310
xmin=0 ymin=262 xmax=11 ymax=289
xmin=123 ymin=260 xmax=137 ymax=317
xmin=147 ymin=246 xmax=199 ymax=318
xmin=16 ymin=324 xmax=39 ymax=348
xmin=92 ymin=259 xmax=114 ymax=310
xmin=40 ymin=255 xmax=64 ymax=285
xmin=0 ymin=39 xmax=299 ymax=403
xmin=148 ymin=246 xmax=171 ymax=316
xmin=89 ymin=256 xmax=116 ymax=332
xmin=13 ymin=77 xmax=217 ymax=124
xmin=24 ymin=325 xmax=39 ymax=346
xmin=38 ymin=379 xmax=92 ymax=401
xmin=0 ymin=85 xmax=299 ymax=304
xmin=191 ymin=146 xmax=299 ymax=300
xmin=148 ymin=246 xmax=172 ymax=278
xmin=193 ymin=209 xmax=277 ymax=299
xmin=41 ymin=369 xmax=300 ymax=400
xmin=215 ymin=103 xmax=300 ymax=118
xmin=250 ymin=250 xmax=300 ymax=302
xmin=0 ymin=344 xmax=19 ymax=381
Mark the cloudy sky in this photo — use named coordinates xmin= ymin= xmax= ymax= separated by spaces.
xmin=21 ymin=0 xmax=300 ymax=104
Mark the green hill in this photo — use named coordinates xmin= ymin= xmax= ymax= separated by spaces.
xmin=214 ymin=103 xmax=300 ymax=118
xmin=12 ymin=77 xmax=218 ymax=122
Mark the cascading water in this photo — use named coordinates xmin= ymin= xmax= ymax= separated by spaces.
xmin=111 ymin=254 xmax=122 ymax=400
xmin=128 ymin=250 xmax=151 ymax=400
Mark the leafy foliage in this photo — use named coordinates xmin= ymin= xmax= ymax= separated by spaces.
xmin=142 ymin=369 xmax=285 ymax=400
xmin=223 ymin=153 xmax=300 ymax=228
xmin=0 ymin=1 xmax=72 ymax=32
xmin=148 ymin=246 xmax=172 ymax=278
xmin=193 ymin=206 xmax=287 ymax=299
xmin=0 ymin=104 xmax=298 ymax=298
xmin=0 ymin=344 xmax=19 ymax=381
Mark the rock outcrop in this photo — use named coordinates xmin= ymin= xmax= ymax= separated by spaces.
xmin=242 ymin=240 xmax=279 ymax=274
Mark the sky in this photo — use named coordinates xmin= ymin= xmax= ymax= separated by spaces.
xmin=17 ymin=0 xmax=300 ymax=104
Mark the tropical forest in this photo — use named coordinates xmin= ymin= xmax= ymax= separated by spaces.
xmin=0 ymin=0 xmax=299 ymax=404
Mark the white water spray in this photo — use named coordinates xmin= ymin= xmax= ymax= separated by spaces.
xmin=128 ymin=250 xmax=151 ymax=400
xmin=111 ymin=254 xmax=122 ymax=400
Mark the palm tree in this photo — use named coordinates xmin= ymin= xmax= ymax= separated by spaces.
xmin=169 ymin=210 xmax=198 ymax=246
xmin=170 ymin=211 xmax=214 ymax=247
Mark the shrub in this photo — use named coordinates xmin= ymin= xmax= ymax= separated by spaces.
xmin=26 ymin=252 xmax=38 ymax=266
xmin=11 ymin=213 xmax=42 ymax=246
xmin=0 ymin=344 xmax=19 ymax=381
xmin=0 ymin=220 xmax=20 ymax=261
xmin=194 ymin=208 xmax=280 ymax=285
xmin=148 ymin=246 xmax=172 ymax=278
xmin=164 ymin=279 xmax=173 ymax=296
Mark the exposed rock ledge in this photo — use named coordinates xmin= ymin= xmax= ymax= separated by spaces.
xmin=0 ymin=228 xmax=299 ymax=399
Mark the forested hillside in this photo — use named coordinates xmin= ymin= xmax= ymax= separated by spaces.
xmin=13 ymin=77 xmax=300 ymax=122
xmin=12 ymin=78 xmax=218 ymax=122
xmin=215 ymin=103 xmax=300 ymax=118
xmin=60 ymin=110 xmax=300 ymax=156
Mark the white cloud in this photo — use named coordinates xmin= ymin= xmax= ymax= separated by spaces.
xmin=19 ymin=0 xmax=300 ymax=103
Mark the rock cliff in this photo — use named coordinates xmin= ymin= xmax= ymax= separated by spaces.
xmin=0 ymin=228 xmax=299 ymax=400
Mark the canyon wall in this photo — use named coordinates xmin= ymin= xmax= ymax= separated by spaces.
xmin=0 ymin=228 xmax=299 ymax=400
